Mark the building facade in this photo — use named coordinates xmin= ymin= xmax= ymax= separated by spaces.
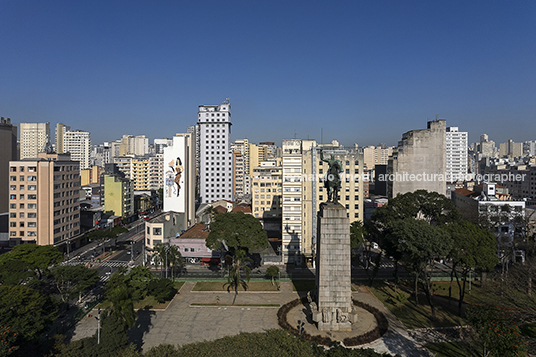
xmin=103 ymin=174 xmax=134 ymax=219
xmin=54 ymin=123 xmax=70 ymax=154
xmin=20 ymin=122 xmax=50 ymax=160
xmin=64 ymin=130 xmax=91 ymax=170
xmin=0 ymin=117 xmax=18 ymax=213
xmin=198 ymin=100 xmax=234 ymax=203
xmin=446 ymin=126 xmax=468 ymax=182
xmin=281 ymin=140 xmax=365 ymax=265
xmin=163 ymin=133 xmax=196 ymax=229
xmin=389 ymin=120 xmax=447 ymax=197
xmin=9 ymin=152 xmax=81 ymax=246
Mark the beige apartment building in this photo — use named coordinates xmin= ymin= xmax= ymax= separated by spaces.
xmin=252 ymin=161 xmax=282 ymax=220
xmin=9 ymin=152 xmax=81 ymax=246
xmin=55 ymin=123 xmax=70 ymax=154
xmin=112 ymin=155 xmax=162 ymax=191
xmin=363 ymin=145 xmax=393 ymax=169
xmin=281 ymin=140 xmax=365 ymax=265
xmin=20 ymin=122 xmax=50 ymax=159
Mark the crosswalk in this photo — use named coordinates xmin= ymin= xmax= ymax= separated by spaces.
xmin=61 ymin=259 xmax=129 ymax=268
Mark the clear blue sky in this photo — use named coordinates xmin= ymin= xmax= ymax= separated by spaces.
xmin=1 ymin=0 xmax=535 ymax=147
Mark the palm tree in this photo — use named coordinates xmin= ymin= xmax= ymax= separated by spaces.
xmin=223 ymin=249 xmax=252 ymax=305
xmin=167 ymin=245 xmax=184 ymax=279
xmin=152 ymin=243 xmax=169 ymax=278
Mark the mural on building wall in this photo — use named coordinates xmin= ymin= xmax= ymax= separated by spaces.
xmin=163 ymin=136 xmax=186 ymax=213
xmin=166 ymin=157 xmax=183 ymax=197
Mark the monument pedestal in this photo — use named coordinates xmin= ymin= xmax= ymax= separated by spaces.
xmin=312 ymin=202 xmax=357 ymax=331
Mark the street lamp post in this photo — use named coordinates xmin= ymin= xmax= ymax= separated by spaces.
xmin=165 ymin=244 xmax=172 ymax=279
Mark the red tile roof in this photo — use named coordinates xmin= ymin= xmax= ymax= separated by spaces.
xmin=231 ymin=204 xmax=252 ymax=213
xmin=178 ymin=224 xmax=209 ymax=239
xmin=214 ymin=206 xmax=227 ymax=214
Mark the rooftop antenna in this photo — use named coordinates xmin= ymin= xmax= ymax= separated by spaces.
xmin=294 ymin=132 xmax=297 ymax=139
xmin=321 ymin=128 xmax=323 ymax=146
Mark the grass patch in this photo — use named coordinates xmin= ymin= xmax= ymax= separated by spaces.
xmin=191 ymin=303 xmax=280 ymax=307
xmin=368 ymin=281 xmax=466 ymax=329
xmin=292 ymin=280 xmax=356 ymax=292
xmin=425 ymin=341 xmax=482 ymax=357
xmin=98 ymin=281 xmax=184 ymax=310
xmin=192 ymin=281 xmax=279 ymax=292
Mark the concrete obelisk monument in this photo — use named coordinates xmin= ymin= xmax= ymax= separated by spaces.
xmin=312 ymin=149 xmax=357 ymax=331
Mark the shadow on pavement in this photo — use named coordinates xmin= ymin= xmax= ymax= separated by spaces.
xmin=128 ymin=307 xmax=156 ymax=350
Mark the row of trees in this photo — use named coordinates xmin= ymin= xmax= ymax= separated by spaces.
xmin=365 ymin=190 xmax=499 ymax=318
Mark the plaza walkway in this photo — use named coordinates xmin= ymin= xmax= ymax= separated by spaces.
xmin=70 ymin=281 xmax=434 ymax=356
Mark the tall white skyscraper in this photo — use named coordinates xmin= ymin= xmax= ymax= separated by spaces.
xmin=446 ymin=126 xmax=468 ymax=182
xmin=20 ymin=122 xmax=50 ymax=159
xmin=64 ymin=130 xmax=91 ymax=170
xmin=198 ymin=100 xmax=234 ymax=203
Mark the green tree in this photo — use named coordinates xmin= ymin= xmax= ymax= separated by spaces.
xmin=368 ymin=190 xmax=460 ymax=283
xmin=0 ymin=326 xmax=19 ymax=356
xmin=51 ymin=264 xmax=99 ymax=302
xmin=152 ymin=243 xmax=182 ymax=279
xmin=0 ymin=244 xmax=63 ymax=279
xmin=0 ymin=260 xmax=36 ymax=286
xmin=206 ymin=212 xmax=269 ymax=254
xmin=0 ymin=285 xmax=57 ymax=346
xmin=104 ymin=271 xmax=137 ymax=330
xmin=350 ymin=220 xmax=365 ymax=249
xmin=223 ymin=249 xmax=252 ymax=304
xmin=466 ymin=305 xmax=528 ymax=357
xmin=392 ymin=218 xmax=452 ymax=318
xmin=86 ymin=229 xmax=108 ymax=255
xmin=444 ymin=221 xmax=498 ymax=316
xmin=126 ymin=266 xmax=157 ymax=301
xmin=265 ymin=265 xmax=280 ymax=286
xmin=147 ymin=279 xmax=177 ymax=303
xmin=108 ymin=226 xmax=129 ymax=246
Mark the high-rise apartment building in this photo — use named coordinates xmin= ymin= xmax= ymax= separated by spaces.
xmin=187 ymin=125 xmax=200 ymax=174
xmin=119 ymin=135 xmax=149 ymax=157
xmin=9 ymin=152 xmax=80 ymax=246
xmin=479 ymin=134 xmax=497 ymax=159
xmin=148 ymin=155 xmax=163 ymax=191
xmin=103 ymin=174 xmax=134 ymax=218
xmin=499 ymin=140 xmax=523 ymax=159
xmin=363 ymin=145 xmax=393 ymax=169
xmin=446 ymin=127 xmax=468 ymax=182
xmin=163 ymin=133 xmax=196 ymax=228
xmin=252 ymin=161 xmax=282 ymax=220
xmin=20 ymin=122 xmax=50 ymax=159
xmin=198 ymin=100 xmax=234 ymax=203
xmin=523 ymin=140 xmax=536 ymax=157
xmin=389 ymin=120 xmax=447 ymax=197
xmin=64 ymin=130 xmax=91 ymax=170
xmin=0 ymin=117 xmax=18 ymax=213
xmin=55 ymin=123 xmax=70 ymax=154
xmin=281 ymin=140 xmax=365 ymax=265
xmin=153 ymin=138 xmax=173 ymax=155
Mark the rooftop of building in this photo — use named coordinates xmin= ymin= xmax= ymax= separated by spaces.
xmin=177 ymin=223 xmax=209 ymax=239
xmin=148 ymin=210 xmax=182 ymax=224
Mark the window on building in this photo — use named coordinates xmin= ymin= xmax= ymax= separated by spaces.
xmin=153 ymin=227 xmax=162 ymax=235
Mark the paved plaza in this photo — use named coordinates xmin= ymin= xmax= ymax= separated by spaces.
xmin=70 ymin=281 xmax=434 ymax=356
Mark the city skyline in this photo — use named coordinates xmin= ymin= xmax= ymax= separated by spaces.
xmin=1 ymin=1 xmax=535 ymax=146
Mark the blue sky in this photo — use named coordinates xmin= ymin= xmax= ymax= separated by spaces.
xmin=1 ymin=0 xmax=535 ymax=147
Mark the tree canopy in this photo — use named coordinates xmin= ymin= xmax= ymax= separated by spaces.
xmin=51 ymin=264 xmax=100 ymax=302
xmin=206 ymin=212 xmax=269 ymax=253
xmin=0 ymin=285 xmax=57 ymax=346
xmin=0 ymin=244 xmax=63 ymax=278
